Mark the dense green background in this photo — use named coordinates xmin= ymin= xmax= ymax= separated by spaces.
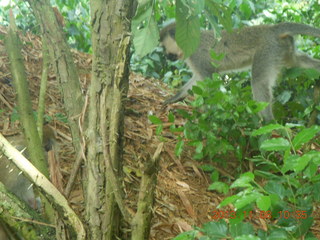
xmin=1 ymin=0 xmax=320 ymax=239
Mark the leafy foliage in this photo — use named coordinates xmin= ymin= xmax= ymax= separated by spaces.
xmin=0 ymin=2 xmax=38 ymax=32
xmin=53 ymin=0 xmax=91 ymax=52
xmin=173 ymin=219 xmax=318 ymax=240
xmin=0 ymin=0 xmax=91 ymax=52
xmin=214 ymin=125 xmax=320 ymax=239
xmin=145 ymin=1 xmax=320 ymax=239
xmin=132 ymin=1 xmax=160 ymax=58
xmin=174 ymin=75 xmax=264 ymax=161
xmin=172 ymin=117 xmax=320 ymax=239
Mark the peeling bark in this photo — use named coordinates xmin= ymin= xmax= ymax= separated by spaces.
xmin=86 ymin=0 xmax=135 ymax=239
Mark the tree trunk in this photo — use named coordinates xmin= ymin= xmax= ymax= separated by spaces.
xmin=27 ymin=0 xmax=84 ymax=154
xmin=85 ymin=0 xmax=135 ymax=239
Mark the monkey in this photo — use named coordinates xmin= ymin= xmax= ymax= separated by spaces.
xmin=160 ymin=21 xmax=320 ymax=121
xmin=0 ymin=124 xmax=56 ymax=209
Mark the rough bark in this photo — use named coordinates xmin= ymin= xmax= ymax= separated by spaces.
xmin=27 ymin=0 xmax=84 ymax=154
xmin=131 ymin=143 xmax=163 ymax=240
xmin=86 ymin=0 xmax=135 ymax=239
xmin=26 ymin=2 xmax=85 ymax=237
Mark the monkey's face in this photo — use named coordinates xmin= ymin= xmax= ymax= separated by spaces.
xmin=161 ymin=35 xmax=183 ymax=61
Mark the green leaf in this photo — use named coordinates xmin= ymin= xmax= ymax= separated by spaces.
xmin=201 ymin=221 xmax=228 ymax=238
xmin=156 ymin=125 xmax=163 ymax=135
xmin=168 ymin=112 xmax=175 ymax=123
xmin=210 ymin=50 xmax=225 ymax=61
xmin=195 ymin=141 xmax=203 ymax=153
xmin=269 ymin=194 xmax=281 ymax=206
xmin=193 ymin=151 xmax=204 ymax=160
xmin=219 ymin=195 xmax=240 ymax=207
xmin=304 ymin=161 xmax=318 ymax=179
xmin=310 ymin=151 xmax=320 ymax=164
xmin=256 ymin=195 xmax=271 ymax=211
xmin=176 ymin=0 xmax=200 ymax=58
xmin=204 ymin=0 xmax=233 ymax=31
xmin=180 ymin=0 xmax=205 ymax=15
xmin=132 ymin=5 xmax=159 ymax=57
xmin=239 ymin=1 xmax=253 ymax=19
xmin=191 ymin=85 xmax=203 ymax=95
xmin=282 ymin=152 xmax=317 ymax=173
xmin=234 ymin=192 xmax=262 ymax=209
xmin=294 ymin=217 xmax=314 ymax=238
xmin=230 ymin=222 xmax=255 ymax=238
xmin=248 ymin=100 xmax=269 ymax=113
xmin=267 ymin=229 xmax=288 ymax=240
xmin=292 ymin=126 xmax=320 ymax=150
xmin=254 ymin=170 xmax=281 ymax=180
xmin=199 ymin=164 xmax=215 ymax=172
xmin=148 ymin=115 xmax=162 ymax=124
xmin=208 ymin=182 xmax=229 ymax=194
xmin=172 ymin=230 xmax=198 ymax=240
xmin=175 ymin=139 xmax=184 ymax=156
xmin=260 ymin=138 xmax=290 ymax=151
xmin=251 ymin=124 xmax=284 ymax=136
xmin=210 ymin=170 xmax=219 ymax=182
xmin=235 ymin=235 xmax=260 ymax=240
xmin=292 ymin=154 xmax=313 ymax=172
xmin=264 ymin=182 xmax=287 ymax=200
xmin=170 ymin=125 xmax=184 ymax=133
xmin=231 ymin=172 xmax=254 ymax=188
xmin=304 ymin=68 xmax=320 ymax=78
xmin=313 ymin=182 xmax=320 ymax=202
xmin=277 ymin=90 xmax=292 ymax=104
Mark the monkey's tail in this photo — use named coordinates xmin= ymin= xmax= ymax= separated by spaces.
xmin=275 ymin=22 xmax=320 ymax=38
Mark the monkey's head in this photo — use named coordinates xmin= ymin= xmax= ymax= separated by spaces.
xmin=160 ymin=21 xmax=183 ymax=61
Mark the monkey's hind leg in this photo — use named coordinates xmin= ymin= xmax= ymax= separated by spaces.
xmin=251 ymin=49 xmax=283 ymax=122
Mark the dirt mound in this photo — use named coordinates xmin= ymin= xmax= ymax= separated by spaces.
xmin=0 ymin=26 xmax=222 ymax=239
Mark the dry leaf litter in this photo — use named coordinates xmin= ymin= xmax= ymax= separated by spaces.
xmin=0 ymin=26 xmax=319 ymax=240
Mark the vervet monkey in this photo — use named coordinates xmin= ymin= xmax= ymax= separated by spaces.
xmin=0 ymin=125 xmax=56 ymax=209
xmin=160 ymin=21 xmax=320 ymax=121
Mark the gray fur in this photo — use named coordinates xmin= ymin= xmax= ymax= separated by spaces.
xmin=161 ymin=22 xmax=320 ymax=121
